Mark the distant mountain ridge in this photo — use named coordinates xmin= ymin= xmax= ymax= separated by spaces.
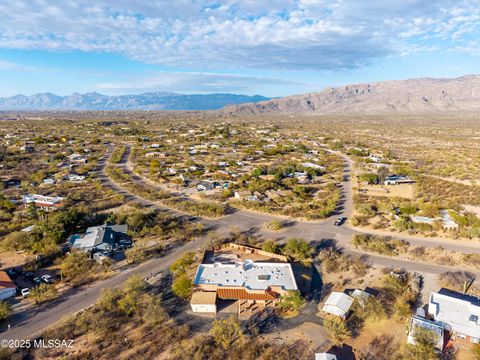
xmin=223 ymin=75 xmax=480 ymax=115
xmin=0 ymin=92 xmax=269 ymax=110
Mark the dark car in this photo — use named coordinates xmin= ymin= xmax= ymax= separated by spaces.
xmin=334 ymin=217 xmax=346 ymax=226
xmin=6 ymin=268 xmax=17 ymax=277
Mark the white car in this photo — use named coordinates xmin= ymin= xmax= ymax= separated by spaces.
xmin=21 ymin=288 xmax=30 ymax=297
xmin=41 ymin=275 xmax=53 ymax=283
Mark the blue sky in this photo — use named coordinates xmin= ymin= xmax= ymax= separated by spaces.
xmin=0 ymin=0 xmax=479 ymax=97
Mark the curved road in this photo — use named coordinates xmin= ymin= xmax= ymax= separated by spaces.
xmin=2 ymin=143 xmax=479 ymax=341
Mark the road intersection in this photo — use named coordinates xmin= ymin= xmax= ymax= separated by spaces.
xmin=2 ymin=143 xmax=479 ymax=341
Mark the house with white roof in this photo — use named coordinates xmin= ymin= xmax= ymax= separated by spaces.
xmin=22 ymin=194 xmax=64 ymax=212
xmin=322 ymin=292 xmax=354 ymax=318
xmin=429 ymin=288 xmax=480 ymax=343
xmin=191 ymin=243 xmax=298 ymax=315
xmin=407 ymin=315 xmax=445 ymax=350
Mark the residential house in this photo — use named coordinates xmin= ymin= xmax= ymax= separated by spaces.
xmin=69 ymin=153 xmax=87 ymax=165
xmin=407 ymin=315 xmax=445 ymax=350
xmin=384 ymin=175 xmax=415 ymax=185
xmin=20 ymin=145 xmax=34 ymax=153
xmin=43 ymin=178 xmax=55 ymax=185
xmin=22 ymin=194 xmax=64 ymax=212
xmin=302 ymin=162 xmax=326 ymax=173
xmin=1 ymin=176 xmax=20 ymax=189
xmin=429 ymin=288 xmax=480 ymax=343
xmin=197 ymin=180 xmax=217 ymax=191
xmin=191 ymin=243 xmax=297 ymax=315
xmin=322 ymin=292 xmax=354 ymax=318
xmin=0 ymin=271 xmax=17 ymax=300
xmin=234 ymin=190 xmax=252 ymax=201
xmin=411 ymin=210 xmax=458 ymax=231
xmin=66 ymin=174 xmax=86 ymax=182
xmin=68 ymin=224 xmax=130 ymax=253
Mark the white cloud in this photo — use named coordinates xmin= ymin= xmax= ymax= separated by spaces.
xmin=94 ymin=71 xmax=311 ymax=94
xmin=0 ymin=0 xmax=478 ymax=70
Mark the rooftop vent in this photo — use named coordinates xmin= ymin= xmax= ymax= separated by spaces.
xmin=258 ymin=275 xmax=270 ymax=281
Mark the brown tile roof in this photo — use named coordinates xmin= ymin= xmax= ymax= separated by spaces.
xmin=217 ymin=287 xmax=278 ymax=301
xmin=0 ymin=271 xmax=16 ymax=289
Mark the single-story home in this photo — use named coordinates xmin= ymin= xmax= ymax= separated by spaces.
xmin=197 ymin=181 xmax=217 ymax=191
xmin=384 ymin=175 xmax=415 ymax=185
xmin=68 ymin=224 xmax=130 ymax=253
xmin=429 ymin=288 xmax=480 ymax=343
xmin=322 ymin=292 xmax=354 ymax=318
xmin=407 ymin=315 xmax=445 ymax=350
xmin=0 ymin=271 xmax=17 ymax=300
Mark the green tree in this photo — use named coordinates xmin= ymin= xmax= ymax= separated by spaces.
xmin=125 ymin=245 xmax=146 ymax=264
xmin=97 ymin=288 xmax=122 ymax=312
xmin=283 ymin=238 xmax=312 ymax=262
xmin=169 ymin=252 xmax=196 ymax=276
xmin=359 ymin=173 xmax=379 ymax=185
xmin=60 ymin=250 xmax=93 ymax=283
xmin=473 ymin=343 xmax=480 ymax=359
xmin=30 ymin=283 xmax=58 ymax=304
xmin=172 ymin=275 xmax=193 ymax=299
xmin=210 ymin=316 xmax=244 ymax=349
xmin=149 ymin=159 xmax=161 ymax=175
xmin=403 ymin=328 xmax=440 ymax=360
xmin=0 ymin=231 xmax=29 ymax=252
xmin=277 ymin=290 xmax=305 ymax=315
xmin=324 ymin=317 xmax=351 ymax=346
xmin=354 ymin=296 xmax=387 ymax=321
xmin=0 ymin=301 xmax=11 ymax=320
xmin=261 ymin=239 xmax=280 ymax=254
xmin=377 ymin=166 xmax=389 ymax=184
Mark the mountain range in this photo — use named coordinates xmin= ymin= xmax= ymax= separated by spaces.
xmin=0 ymin=92 xmax=269 ymax=111
xmin=2 ymin=75 xmax=480 ymax=113
xmin=223 ymin=75 xmax=480 ymax=115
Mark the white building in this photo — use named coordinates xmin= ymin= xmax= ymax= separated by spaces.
xmin=190 ymin=291 xmax=217 ymax=313
xmin=315 ymin=354 xmax=337 ymax=360
xmin=322 ymin=292 xmax=354 ymax=318
xmin=407 ymin=315 xmax=444 ymax=350
xmin=429 ymin=289 xmax=480 ymax=343
xmin=22 ymin=194 xmax=64 ymax=211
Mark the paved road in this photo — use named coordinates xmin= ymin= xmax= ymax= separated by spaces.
xmin=2 ymin=142 xmax=479 ymax=340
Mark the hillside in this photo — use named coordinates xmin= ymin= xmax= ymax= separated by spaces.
xmin=223 ymin=75 xmax=480 ymax=115
xmin=0 ymin=92 xmax=269 ymax=111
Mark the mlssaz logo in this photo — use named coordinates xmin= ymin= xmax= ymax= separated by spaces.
xmin=33 ymin=339 xmax=74 ymax=348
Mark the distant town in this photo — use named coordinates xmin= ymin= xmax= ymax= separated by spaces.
xmin=0 ymin=111 xmax=479 ymax=360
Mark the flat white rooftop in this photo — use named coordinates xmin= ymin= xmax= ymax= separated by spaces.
xmin=194 ymin=260 xmax=297 ymax=291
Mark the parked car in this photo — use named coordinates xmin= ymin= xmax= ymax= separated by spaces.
xmin=33 ymin=277 xmax=42 ymax=285
xmin=21 ymin=288 xmax=30 ymax=298
xmin=6 ymin=268 xmax=17 ymax=277
xmin=24 ymin=271 xmax=34 ymax=279
xmin=334 ymin=217 xmax=347 ymax=226
xmin=41 ymin=275 xmax=54 ymax=283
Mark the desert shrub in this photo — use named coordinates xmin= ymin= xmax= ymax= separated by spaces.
xmin=261 ymin=239 xmax=280 ymax=254
xmin=323 ymin=317 xmax=351 ymax=346
xmin=282 ymin=238 xmax=312 ymax=262
xmin=351 ymin=234 xmax=409 ymax=256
